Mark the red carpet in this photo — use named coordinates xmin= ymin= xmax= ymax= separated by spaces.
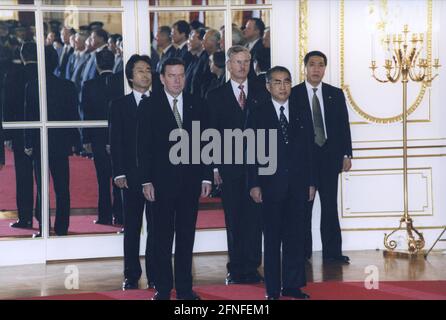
xmin=23 ymin=281 xmax=446 ymax=300
xmin=0 ymin=150 xmax=98 ymax=211
xmin=0 ymin=209 xmax=225 ymax=237
xmin=0 ymin=149 xmax=222 ymax=211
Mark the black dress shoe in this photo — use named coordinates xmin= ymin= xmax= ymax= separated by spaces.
xmin=266 ymin=295 xmax=280 ymax=300
xmin=94 ymin=219 xmax=113 ymax=225
xmin=122 ymin=279 xmax=139 ymax=290
xmin=176 ymin=291 xmax=201 ymax=300
xmin=225 ymin=273 xmax=243 ymax=285
xmin=147 ymin=281 xmax=155 ymax=289
xmin=152 ymin=291 xmax=171 ymax=300
xmin=281 ymin=288 xmax=310 ymax=299
xmin=323 ymin=255 xmax=350 ymax=264
xmin=32 ymin=232 xmax=41 ymax=238
xmin=243 ymin=271 xmax=264 ymax=284
xmin=10 ymin=220 xmax=33 ymax=229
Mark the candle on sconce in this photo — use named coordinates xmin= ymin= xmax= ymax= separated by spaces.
xmin=371 ymin=33 xmax=376 ymax=61
xmin=434 ymin=31 xmax=439 ymax=59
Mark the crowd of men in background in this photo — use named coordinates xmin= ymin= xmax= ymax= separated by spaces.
xmin=0 ymin=16 xmax=271 ymax=235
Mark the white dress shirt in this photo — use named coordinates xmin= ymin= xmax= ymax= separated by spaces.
xmin=271 ymin=98 xmax=289 ymax=122
xmin=164 ymin=90 xmax=183 ymax=120
xmin=133 ymin=89 xmax=151 ymax=107
xmin=230 ymin=79 xmax=248 ymax=101
xmin=246 ymin=38 xmax=261 ymax=52
xmin=176 ymin=41 xmax=188 ymax=51
xmin=305 ymin=80 xmax=327 ymax=139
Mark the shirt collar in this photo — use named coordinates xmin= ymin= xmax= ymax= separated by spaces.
xmin=271 ymin=98 xmax=289 ymax=112
xmin=248 ymin=38 xmax=260 ymax=50
xmin=230 ymin=79 xmax=248 ymax=92
xmin=164 ymin=90 xmax=183 ymax=106
xmin=163 ymin=44 xmax=173 ymax=54
xmin=177 ymin=41 xmax=188 ymax=50
xmin=305 ymin=80 xmax=322 ymax=93
xmin=95 ymin=44 xmax=108 ymax=53
xmin=133 ymin=90 xmax=151 ymax=105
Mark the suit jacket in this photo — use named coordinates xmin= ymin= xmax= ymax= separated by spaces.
xmin=156 ymin=45 xmax=177 ymax=73
xmin=56 ymin=46 xmax=74 ymax=79
xmin=24 ymin=73 xmax=80 ymax=157
xmin=248 ymin=39 xmax=265 ymax=79
xmin=292 ymin=82 xmax=353 ymax=173
xmin=247 ymin=97 xmax=315 ymax=201
xmin=81 ymin=71 xmax=123 ymax=145
xmin=176 ymin=45 xmax=193 ymax=70
xmin=113 ymin=55 xmax=123 ymax=74
xmin=207 ymin=79 xmax=268 ymax=181
xmin=2 ymin=62 xmax=38 ymax=142
xmin=109 ymin=93 xmax=145 ymax=187
xmin=70 ymin=52 xmax=91 ymax=94
xmin=137 ymin=91 xmax=212 ymax=197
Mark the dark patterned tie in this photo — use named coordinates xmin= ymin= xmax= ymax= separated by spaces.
xmin=312 ymin=88 xmax=326 ymax=147
xmin=238 ymin=84 xmax=246 ymax=110
xmin=172 ymin=98 xmax=182 ymax=129
xmin=279 ymin=106 xmax=289 ymax=144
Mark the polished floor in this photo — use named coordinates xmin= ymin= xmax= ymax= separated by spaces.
xmin=0 ymin=250 xmax=445 ymax=300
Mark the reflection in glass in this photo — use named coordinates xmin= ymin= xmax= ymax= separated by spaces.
xmin=42 ymin=0 xmax=121 ymax=6
xmin=42 ymin=11 xmax=123 ymax=120
xmin=0 ymin=129 xmax=40 ymax=239
xmin=154 ymin=0 xmax=224 ymax=6
xmin=232 ymin=10 xmax=270 ymax=80
xmin=153 ymin=11 xmax=224 ymax=98
xmin=1 ymin=11 xmax=38 ymax=123
xmin=48 ymin=128 xmax=123 ymax=237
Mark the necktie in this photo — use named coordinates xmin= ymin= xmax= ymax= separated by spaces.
xmin=172 ymin=98 xmax=182 ymax=129
xmin=279 ymin=106 xmax=289 ymax=144
xmin=238 ymin=84 xmax=246 ymax=110
xmin=312 ymin=88 xmax=326 ymax=147
xmin=139 ymin=94 xmax=148 ymax=106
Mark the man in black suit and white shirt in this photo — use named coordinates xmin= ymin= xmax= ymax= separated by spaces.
xmin=81 ymin=49 xmax=123 ymax=226
xmin=109 ymin=54 xmax=155 ymax=291
xmin=24 ymin=46 xmax=80 ymax=237
xmin=172 ymin=20 xmax=193 ymax=70
xmin=156 ymin=26 xmax=177 ymax=74
xmin=243 ymin=18 xmax=265 ymax=79
xmin=292 ymin=51 xmax=353 ymax=264
xmin=3 ymin=42 xmax=38 ymax=229
xmin=207 ymin=45 xmax=268 ymax=285
xmin=248 ymin=66 xmax=315 ymax=300
xmin=138 ymin=57 xmax=212 ymax=300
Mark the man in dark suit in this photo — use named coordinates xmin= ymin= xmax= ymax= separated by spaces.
xmin=248 ymin=66 xmax=315 ymax=300
xmin=109 ymin=54 xmax=155 ymax=291
xmin=24 ymin=45 xmax=80 ymax=237
xmin=292 ymin=51 xmax=353 ymax=264
xmin=138 ymin=57 xmax=212 ymax=300
xmin=55 ymin=26 xmax=75 ymax=79
xmin=207 ymin=45 xmax=268 ymax=285
xmin=155 ymin=26 xmax=176 ymax=74
xmin=243 ymin=18 xmax=265 ymax=79
xmin=81 ymin=49 xmax=123 ymax=226
xmin=3 ymin=42 xmax=38 ymax=229
xmin=171 ymin=20 xmax=193 ymax=70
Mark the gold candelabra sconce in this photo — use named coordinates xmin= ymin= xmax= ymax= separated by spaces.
xmin=369 ymin=24 xmax=441 ymax=255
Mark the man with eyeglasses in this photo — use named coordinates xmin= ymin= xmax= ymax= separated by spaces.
xmin=248 ymin=66 xmax=315 ymax=300
xmin=207 ymin=45 xmax=268 ymax=286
